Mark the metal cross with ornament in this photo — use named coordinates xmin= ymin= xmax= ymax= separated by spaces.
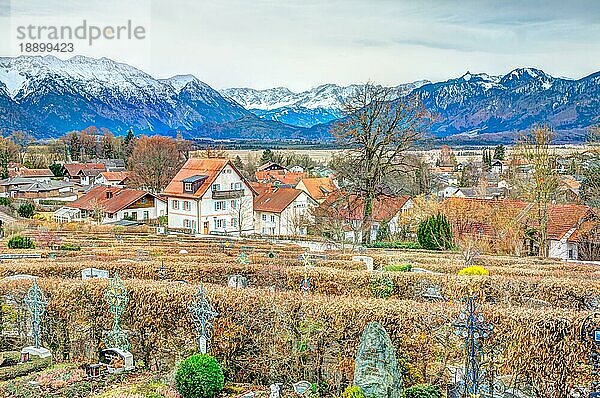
xmin=581 ymin=313 xmax=600 ymax=397
xmin=300 ymin=252 xmax=314 ymax=294
xmin=453 ymin=296 xmax=493 ymax=397
xmin=24 ymin=280 xmax=48 ymax=349
xmin=189 ymin=282 xmax=219 ymax=354
xmin=103 ymin=273 xmax=130 ymax=351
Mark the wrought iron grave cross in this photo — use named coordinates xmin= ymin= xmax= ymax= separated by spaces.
xmin=189 ymin=283 xmax=219 ymax=354
xmin=24 ymin=280 xmax=47 ymax=349
xmin=453 ymin=296 xmax=493 ymax=397
xmin=103 ymin=273 xmax=130 ymax=351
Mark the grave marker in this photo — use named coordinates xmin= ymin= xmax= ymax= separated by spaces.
xmin=227 ymin=274 xmax=248 ymax=288
xmin=581 ymin=313 xmax=600 ymax=397
xmin=353 ymin=322 xmax=403 ymax=398
xmin=81 ymin=268 xmax=109 ymax=279
xmin=103 ymin=273 xmax=131 ymax=352
xmin=189 ymin=283 xmax=218 ymax=354
xmin=453 ymin=296 xmax=493 ymax=397
xmin=21 ymin=281 xmax=51 ymax=361
xmin=352 ymin=256 xmax=374 ymax=271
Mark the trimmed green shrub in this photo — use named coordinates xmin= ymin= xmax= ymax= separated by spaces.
xmin=7 ymin=236 xmax=35 ymax=249
xmin=458 ymin=265 xmax=489 ymax=276
xmin=417 ymin=214 xmax=453 ymax=251
xmin=0 ymin=197 xmax=11 ymax=207
xmin=175 ymin=354 xmax=224 ymax=398
xmin=59 ymin=244 xmax=81 ymax=251
xmin=370 ymin=273 xmax=394 ymax=298
xmin=385 ymin=263 xmax=412 ymax=272
xmin=17 ymin=202 xmax=35 ymax=218
xmin=368 ymin=241 xmax=421 ymax=249
xmin=341 ymin=385 xmax=366 ymax=398
xmin=402 ymin=384 xmax=442 ymax=398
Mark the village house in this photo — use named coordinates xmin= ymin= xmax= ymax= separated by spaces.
xmin=54 ymin=186 xmax=166 ymax=224
xmin=296 ymin=177 xmax=338 ymax=203
xmin=8 ymin=167 xmax=54 ymax=182
xmin=62 ymin=163 xmax=106 ymax=184
xmin=0 ymin=177 xmax=76 ymax=202
xmin=163 ymin=158 xmax=256 ymax=235
xmin=255 ymin=162 xmax=307 ymax=186
xmin=96 ymin=171 xmax=131 ymax=187
xmin=442 ymin=197 xmax=598 ymax=261
xmin=318 ymin=193 xmax=413 ymax=242
xmin=253 ymin=185 xmax=317 ymax=236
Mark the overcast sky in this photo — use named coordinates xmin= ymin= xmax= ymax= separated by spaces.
xmin=1 ymin=0 xmax=599 ymax=91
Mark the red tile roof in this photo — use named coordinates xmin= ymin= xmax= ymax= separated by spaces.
xmin=163 ymin=158 xmax=256 ymax=198
xmin=69 ymin=186 xmax=156 ymax=214
xmin=255 ymin=170 xmax=307 ymax=185
xmin=442 ymin=197 xmax=596 ymax=242
xmin=164 ymin=158 xmax=229 ymax=198
xmin=8 ymin=168 xmax=54 ymax=178
xmin=297 ymin=177 xmax=337 ymax=201
xmin=100 ymin=171 xmax=131 ymax=182
xmin=63 ymin=163 xmax=106 ymax=177
xmin=254 ymin=187 xmax=303 ymax=213
xmin=320 ymin=193 xmax=412 ymax=222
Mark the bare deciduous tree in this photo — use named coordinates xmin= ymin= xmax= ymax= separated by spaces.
xmin=331 ymin=83 xmax=431 ymax=244
xmin=517 ymin=125 xmax=559 ymax=257
xmin=129 ymin=135 xmax=184 ymax=193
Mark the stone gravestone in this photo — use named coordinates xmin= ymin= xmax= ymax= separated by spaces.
xmin=227 ymin=274 xmax=248 ymax=288
xmin=293 ymin=380 xmax=312 ymax=395
xmin=353 ymin=322 xmax=403 ymax=398
xmin=352 ymin=256 xmax=374 ymax=271
xmin=81 ymin=268 xmax=109 ymax=280
xmin=269 ymin=383 xmax=283 ymax=398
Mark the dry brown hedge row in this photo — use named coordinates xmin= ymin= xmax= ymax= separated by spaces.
xmin=2 ymin=257 xmax=599 ymax=310
xmin=0 ymin=278 xmax=589 ymax=395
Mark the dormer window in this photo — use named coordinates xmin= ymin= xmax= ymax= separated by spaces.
xmin=106 ymin=191 xmax=113 ymax=199
xmin=182 ymin=175 xmax=208 ymax=194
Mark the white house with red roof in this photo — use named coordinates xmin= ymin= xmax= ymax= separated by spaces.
xmin=163 ymin=158 xmax=256 ymax=235
xmin=253 ymin=185 xmax=317 ymax=236
xmin=54 ymin=186 xmax=166 ymax=224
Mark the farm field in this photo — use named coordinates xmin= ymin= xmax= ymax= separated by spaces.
xmin=0 ymin=225 xmax=596 ymax=397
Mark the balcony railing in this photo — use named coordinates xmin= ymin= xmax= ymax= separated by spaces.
xmin=212 ymin=189 xmax=244 ymax=199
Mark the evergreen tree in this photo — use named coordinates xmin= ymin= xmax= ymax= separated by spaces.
xmin=233 ymin=155 xmax=243 ymax=171
xmin=417 ymin=214 xmax=453 ymax=250
xmin=493 ymin=144 xmax=506 ymax=161
xmin=123 ymin=128 xmax=135 ymax=164
xmin=260 ymin=149 xmax=274 ymax=165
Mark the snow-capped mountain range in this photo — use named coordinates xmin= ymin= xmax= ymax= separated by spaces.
xmin=221 ymin=81 xmax=428 ymax=127
xmin=0 ymin=55 xmax=248 ymax=137
xmin=0 ymin=55 xmax=598 ymax=142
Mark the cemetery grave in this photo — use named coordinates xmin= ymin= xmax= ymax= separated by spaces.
xmin=0 ymin=227 xmax=598 ymax=397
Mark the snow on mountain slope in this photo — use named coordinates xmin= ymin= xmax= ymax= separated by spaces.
xmin=222 ymin=80 xmax=429 ymax=111
xmin=0 ymin=55 xmax=249 ymax=136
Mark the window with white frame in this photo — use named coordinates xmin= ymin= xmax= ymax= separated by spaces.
xmin=215 ymin=219 xmax=226 ymax=228
xmin=214 ymin=201 xmax=226 ymax=211
xmin=212 ymin=183 xmax=220 ymax=191
xmin=231 ymin=200 xmax=238 ymax=209
xmin=184 ymin=182 xmax=192 ymax=192
xmin=183 ymin=201 xmax=190 ymax=211
xmin=261 ymin=214 xmax=266 ymax=221
xmin=143 ymin=211 xmax=149 ymax=220
xmin=234 ymin=182 xmax=242 ymax=190
xmin=172 ymin=200 xmax=179 ymax=210
xmin=270 ymin=214 xmax=276 ymax=222
xmin=231 ymin=218 xmax=238 ymax=227
xmin=184 ymin=219 xmax=191 ymax=228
